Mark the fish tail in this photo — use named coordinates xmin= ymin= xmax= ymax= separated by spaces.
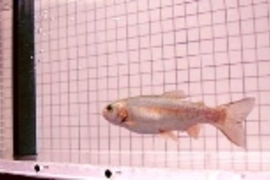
xmin=213 ymin=97 xmax=255 ymax=148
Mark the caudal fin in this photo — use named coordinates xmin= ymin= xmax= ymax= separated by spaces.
xmin=214 ymin=97 xmax=255 ymax=148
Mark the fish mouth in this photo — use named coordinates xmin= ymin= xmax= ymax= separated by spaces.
xmin=102 ymin=109 xmax=108 ymax=119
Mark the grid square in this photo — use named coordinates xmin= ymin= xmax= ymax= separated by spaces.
xmin=257 ymin=48 xmax=270 ymax=60
xmin=241 ymin=19 xmax=255 ymax=34
xmin=213 ymin=24 xmax=227 ymax=38
xmin=255 ymin=18 xmax=269 ymax=32
xmin=211 ymin=0 xmax=225 ymax=10
xmin=186 ymin=15 xmax=198 ymax=28
xmin=254 ymin=3 xmax=268 ymax=18
xmin=200 ymin=26 xmax=213 ymax=40
xmin=226 ymin=8 xmax=240 ymax=22
xmin=229 ymin=36 xmax=241 ymax=50
xmin=257 ymin=32 xmax=270 ymax=47
xmin=214 ymin=38 xmax=227 ymax=52
xmin=240 ymin=6 xmax=254 ymax=20
xmin=162 ymin=7 xmax=173 ymax=20
xmin=201 ymin=40 xmax=213 ymax=53
xmin=175 ymin=17 xmax=186 ymax=30
xmin=199 ymin=0 xmax=211 ymax=13
xmin=138 ymin=11 xmax=150 ymax=24
xmin=242 ymin=34 xmax=256 ymax=49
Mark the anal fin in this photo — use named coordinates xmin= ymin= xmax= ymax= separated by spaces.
xmin=186 ymin=124 xmax=201 ymax=139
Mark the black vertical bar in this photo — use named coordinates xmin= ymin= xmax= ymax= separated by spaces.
xmin=12 ymin=0 xmax=36 ymax=160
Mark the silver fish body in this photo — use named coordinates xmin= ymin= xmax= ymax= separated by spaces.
xmin=119 ymin=96 xmax=219 ymax=134
xmin=102 ymin=90 xmax=255 ymax=148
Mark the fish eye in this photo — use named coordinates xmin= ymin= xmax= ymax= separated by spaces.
xmin=106 ymin=104 xmax=113 ymax=111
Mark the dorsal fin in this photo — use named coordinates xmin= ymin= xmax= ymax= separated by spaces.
xmin=161 ymin=90 xmax=187 ymax=99
xmin=196 ymin=101 xmax=205 ymax=106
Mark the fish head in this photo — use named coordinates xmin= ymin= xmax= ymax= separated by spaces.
xmin=102 ymin=101 xmax=127 ymax=126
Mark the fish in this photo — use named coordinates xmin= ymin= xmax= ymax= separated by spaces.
xmin=102 ymin=90 xmax=255 ymax=148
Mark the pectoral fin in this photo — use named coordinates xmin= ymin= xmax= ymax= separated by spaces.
xmin=161 ymin=90 xmax=187 ymax=99
xmin=117 ymin=107 xmax=136 ymax=127
xmin=118 ymin=107 xmax=128 ymax=121
xmin=186 ymin=124 xmax=201 ymax=139
xmin=159 ymin=129 xmax=179 ymax=142
xmin=125 ymin=121 xmax=136 ymax=127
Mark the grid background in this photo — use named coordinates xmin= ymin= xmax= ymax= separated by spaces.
xmin=34 ymin=0 xmax=270 ymax=170
xmin=0 ymin=0 xmax=13 ymax=160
